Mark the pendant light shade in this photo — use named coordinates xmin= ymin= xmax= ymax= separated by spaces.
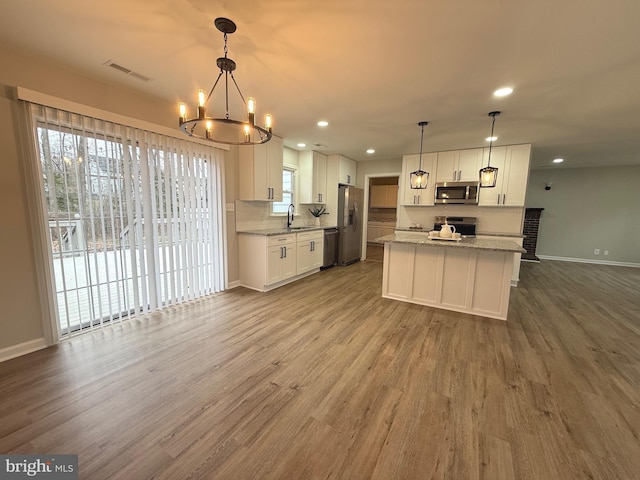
xmin=410 ymin=121 xmax=429 ymax=190
xmin=479 ymin=111 xmax=501 ymax=188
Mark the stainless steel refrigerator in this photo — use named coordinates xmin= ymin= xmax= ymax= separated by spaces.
xmin=337 ymin=185 xmax=364 ymax=265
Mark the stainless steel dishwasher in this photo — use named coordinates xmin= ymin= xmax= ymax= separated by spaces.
xmin=322 ymin=228 xmax=339 ymax=269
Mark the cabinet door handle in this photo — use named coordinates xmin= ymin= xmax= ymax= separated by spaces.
xmin=497 ymin=194 xmax=500 ymax=204
xmin=283 ymin=246 xmax=287 ymax=258
xmin=347 ymin=174 xmax=351 ymax=184
xmin=503 ymin=194 xmax=506 ymax=204
xmin=280 ymin=246 xmax=284 ymax=258
xmin=417 ymin=195 xmax=421 ymax=204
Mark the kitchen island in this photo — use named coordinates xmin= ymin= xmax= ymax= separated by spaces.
xmin=377 ymin=233 xmax=526 ymax=320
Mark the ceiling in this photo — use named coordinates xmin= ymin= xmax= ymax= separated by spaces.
xmin=1 ymin=0 xmax=639 ymax=169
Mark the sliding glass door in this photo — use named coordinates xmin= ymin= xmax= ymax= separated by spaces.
xmin=31 ymin=105 xmax=226 ymax=337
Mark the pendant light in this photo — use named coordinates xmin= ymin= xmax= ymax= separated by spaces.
xmin=479 ymin=111 xmax=500 ymax=187
xmin=177 ymin=18 xmax=273 ymax=145
xmin=410 ymin=121 xmax=430 ymax=189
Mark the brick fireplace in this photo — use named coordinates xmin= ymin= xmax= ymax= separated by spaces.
xmin=522 ymin=208 xmax=544 ymax=261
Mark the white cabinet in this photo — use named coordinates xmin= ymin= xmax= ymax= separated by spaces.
xmin=382 ymin=242 xmax=515 ymax=321
xmin=239 ymin=230 xmax=326 ymax=292
xmin=238 ymin=135 xmax=283 ymax=201
xmin=478 ymin=144 xmax=531 ymax=207
xmin=239 ymin=233 xmax=296 ymax=291
xmin=266 ymin=234 xmax=297 ymax=285
xmin=367 ymin=222 xmax=395 ymax=243
xmin=435 ymin=148 xmax=483 ymax=183
xmin=299 ymin=151 xmax=328 ymax=204
xmin=370 ymin=185 xmax=398 ymax=208
xmin=296 ymin=230 xmax=324 ymax=274
xmin=476 ymin=235 xmax=524 ymax=286
xmin=399 ymin=153 xmax=437 ymax=206
xmin=336 ymin=155 xmax=356 ymax=185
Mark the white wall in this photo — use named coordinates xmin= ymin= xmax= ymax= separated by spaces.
xmin=526 ymin=166 xmax=640 ymax=264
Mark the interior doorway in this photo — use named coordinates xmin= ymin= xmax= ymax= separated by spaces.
xmin=366 ymin=176 xmax=399 ymax=245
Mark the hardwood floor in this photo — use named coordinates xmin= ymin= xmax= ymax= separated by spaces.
xmin=1 ymin=259 xmax=639 ymax=479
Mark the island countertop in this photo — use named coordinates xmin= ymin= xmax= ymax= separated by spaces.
xmin=376 ymin=233 xmax=526 ymax=254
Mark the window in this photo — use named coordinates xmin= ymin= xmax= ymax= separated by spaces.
xmin=272 ymin=166 xmax=296 ymax=214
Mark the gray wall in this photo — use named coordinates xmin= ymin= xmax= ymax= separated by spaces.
xmin=526 ymin=166 xmax=640 ymax=264
xmin=356 ymin=158 xmax=402 ymax=188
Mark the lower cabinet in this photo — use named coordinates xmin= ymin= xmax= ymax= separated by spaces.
xmin=476 ymin=234 xmax=524 ymax=286
xmin=239 ymin=230 xmax=324 ymax=292
xmin=367 ymin=222 xmax=395 ymax=243
xmin=267 ymin=242 xmax=297 ymax=285
xmin=382 ymin=242 xmax=514 ymax=320
xmin=296 ymin=230 xmax=324 ymax=274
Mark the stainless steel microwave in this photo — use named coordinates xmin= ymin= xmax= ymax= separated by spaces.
xmin=434 ymin=182 xmax=479 ymax=204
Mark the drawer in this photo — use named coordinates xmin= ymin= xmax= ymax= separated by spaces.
xmin=268 ymin=234 xmax=296 ymax=246
xmin=296 ymin=230 xmax=324 ymax=242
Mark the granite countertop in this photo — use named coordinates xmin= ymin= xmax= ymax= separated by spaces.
xmin=475 ymin=231 xmax=525 ymax=238
xmin=376 ymin=233 xmax=526 ymax=253
xmin=395 ymin=227 xmax=524 ymax=238
xmin=237 ymin=226 xmax=336 ymax=236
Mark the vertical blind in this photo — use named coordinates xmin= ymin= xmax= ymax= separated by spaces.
xmin=31 ymin=104 xmax=226 ymax=337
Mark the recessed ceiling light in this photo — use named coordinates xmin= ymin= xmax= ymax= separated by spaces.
xmin=317 ymin=120 xmax=329 ymax=127
xmin=485 ymin=136 xmax=498 ymax=142
xmin=553 ymin=158 xmax=564 ymax=163
xmin=366 ymin=149 xmax=375 ymax=154
xmin=494 ymin=87 xmax=513 ymax=97
xmin=297 ymin=143 xmax=306 ymax=148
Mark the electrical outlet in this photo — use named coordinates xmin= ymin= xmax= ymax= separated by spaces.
xmin=594 ymin=248 xmax=600 ymax=255
xmin=604 ymin=250 xmax=609 ymax=256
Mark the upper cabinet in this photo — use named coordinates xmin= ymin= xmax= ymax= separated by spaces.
xmin=370 ymin=184 xmax=399 ymax=208
xmin=334 ymin=155 xmax=356 ymax=186
xmin=299 ymin=151 xmax=328 ymax=204
xmin=435 ymin=148 xmax=483 ymax=183
xmin=399 ymin=153 xmax=437 ymax=206
xmin=478 ymin=144 xmax=531 ymax=207
xmin=238 ymin=135 xmax=283 ymax=201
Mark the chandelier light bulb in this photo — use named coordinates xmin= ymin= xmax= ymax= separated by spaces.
xmin=264 ymin=113 xmax=273 ymax=132
xmin=179 ymin=103 xmax=187 ymax=122
xmin=205 ymin=120 xmax=213 ymax=139
xmin=197 ymin=89 xmax=206 ymax=107
xmin=247 ymin=97 xmax=256 ymax=125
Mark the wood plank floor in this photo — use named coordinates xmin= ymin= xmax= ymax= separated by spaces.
xmin=1 ymin=259 xmax=639 ymax=479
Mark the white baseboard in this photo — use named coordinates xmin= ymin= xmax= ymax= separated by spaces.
xmin=226 ymin=280 xmax=241 ymax=289
xmin=537 ymin=255 xmax=640 ymax=268
xmin=0 ymin=337 xmax=49 ymax=363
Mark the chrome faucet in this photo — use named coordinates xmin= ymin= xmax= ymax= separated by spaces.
xmin=287 ymin=203 xmax=295 ymax=229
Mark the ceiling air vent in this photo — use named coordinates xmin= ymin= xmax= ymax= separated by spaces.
xmin=103 ymin=60 xmax=151 ymax=82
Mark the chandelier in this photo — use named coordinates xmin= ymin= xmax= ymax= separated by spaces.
xmin=479 ymin=111 xmax=500 ymax=187
xmin=410 ymin=121 xmax=429 ymax=189
xmin=178 ymin=18 xmax=272 ymax=145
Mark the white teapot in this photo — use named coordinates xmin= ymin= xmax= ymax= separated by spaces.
xmin=439 ymin=223 xmax=456 ymax=238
